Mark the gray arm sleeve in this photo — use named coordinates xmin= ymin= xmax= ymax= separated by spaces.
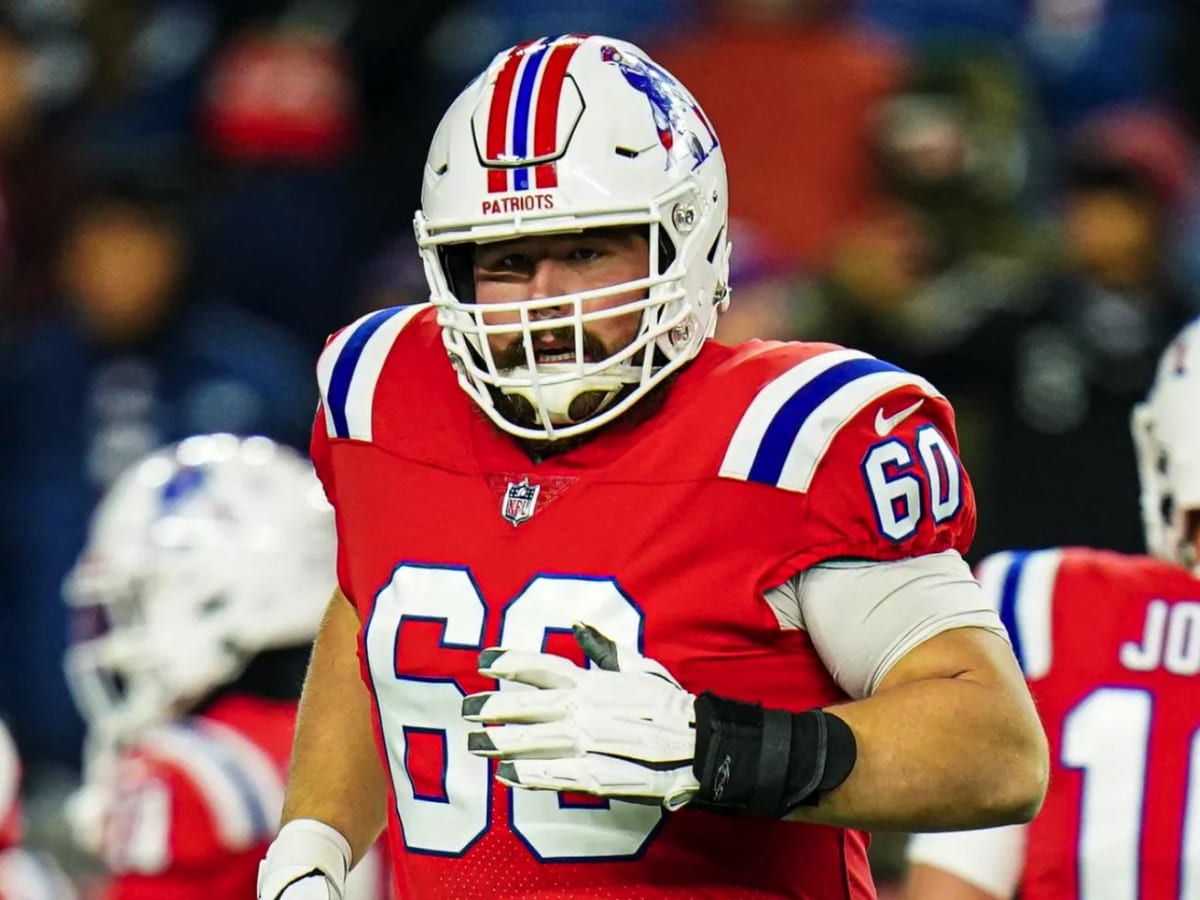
xmin=764 ymin=550 xmax=1008 ymax=699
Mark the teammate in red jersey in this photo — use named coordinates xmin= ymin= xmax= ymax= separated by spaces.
xmin=257 ymin=34 xmax=1048 ymax=900
xmin=0 ymin=720 xmax=77 ymax=900
xmin=62 ymin=435 xmax=387 ymax=900
xmin=904 ymin=316 xmax=1200 ymax=899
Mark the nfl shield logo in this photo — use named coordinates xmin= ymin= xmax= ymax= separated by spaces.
xmin=501 ymin=478 xmax=540 ymax=526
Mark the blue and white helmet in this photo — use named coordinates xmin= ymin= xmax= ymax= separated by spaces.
xmin=1133 ymin=318 xmax=1200 ymax=573
xmin=64 ymin=434 xmax=335 ymax=740
xmin=415 ymin=34 xmax=731 ymax=440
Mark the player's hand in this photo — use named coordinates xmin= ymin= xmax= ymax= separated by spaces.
xmin=463 ymin=622 xmax=700 ymax=809
xmin=257 ymin=819 xmax=350 ymax=900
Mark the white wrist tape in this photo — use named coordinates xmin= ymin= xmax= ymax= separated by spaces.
xmin=257 ymin=819 xmax=352 ymax=900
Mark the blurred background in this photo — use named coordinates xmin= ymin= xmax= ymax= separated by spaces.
xmin=2 ymin=0 xmax=1199 ymax=894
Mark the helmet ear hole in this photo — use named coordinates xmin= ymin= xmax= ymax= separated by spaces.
xmin=440 ymin=246 xmax=476 ymax=302
xmin=658 ymin=233 xmax=677 ymax=275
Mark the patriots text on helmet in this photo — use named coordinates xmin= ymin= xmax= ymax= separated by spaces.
xmin=481 ymin=193 xmax=556 ymax=216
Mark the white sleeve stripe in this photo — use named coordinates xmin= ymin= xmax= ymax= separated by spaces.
xmin=720 ymin=349 xmax=871 ymax=480
xmin=141 ymin=723 xmax=279 ymax=849
xmin=317 ymin=304 xmax=429 ymax=440
xmin=720 ymin=351 xmax=941 ymax=493
xmin=974 ymin=552 xmax=1016 ymax=613
xmin=777 ymin=369 xmax=941 ymax=492
xmin=194 ymin=719 xmax=285 ymax=836
xmin=995 ymin=549 xmax=1062 ymax=680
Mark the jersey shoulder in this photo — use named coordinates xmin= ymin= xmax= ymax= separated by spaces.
xmin=974 ymin=547 xmax=1197 ymax=680
xmin=99 ymin=714 xmax=285 ymax=874
xmin=686 ymin=340 xmax=974 ymax=564
xmin=707 ymin=339 xmax=947 ymax=493
xmin=314 ymin=303 xmax=440 ymax=443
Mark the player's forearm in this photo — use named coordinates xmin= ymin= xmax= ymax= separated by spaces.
xmin=788 ymin=629 xmax=1048 ymax=831
xmin=281 ymin=590 xmax=388 ymax=865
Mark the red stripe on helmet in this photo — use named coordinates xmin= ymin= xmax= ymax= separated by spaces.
xmin=531 ymin=35 xmax=587 ymax=189
xmin=485 ymin=39 xmax=536 ymax=193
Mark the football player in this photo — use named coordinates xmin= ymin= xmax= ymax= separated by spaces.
xmin=904 ymin=316 xmax=1200 ymax=898
xmin=64 ymin=434 xmax=386 ymax=899
xmin=258 ymin=35 xmax=1048 ymax=900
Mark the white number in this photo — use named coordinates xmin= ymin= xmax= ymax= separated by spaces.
xmin=862 ymin=426 xmax=962 ymax=541
xmin=362 ymin=564 xmax=488 ymax=855
xmin=916 ymin=426 xmax=961 ymax=523
xmin=364 ymin=565 xmax=661 ymax=860
xmin=1062 ymin=687 xmax=1200 ymax=898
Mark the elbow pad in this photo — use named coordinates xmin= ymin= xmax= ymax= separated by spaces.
xmin=257 ymin=819 xmax=351 ymax=900
xmin=690 ymin=692 xmax=858 ymax=817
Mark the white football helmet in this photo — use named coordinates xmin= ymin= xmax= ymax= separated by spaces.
xmin=415 ymin=34 xmax=731 ymax=440
xmin=64 ymin=434 xmax=335 ymax=741
xmin=1133 ymin=317 xmax=1200 ymax=573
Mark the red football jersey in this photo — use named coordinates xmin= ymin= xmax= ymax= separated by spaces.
xmin=978 ymin=547 xmax=1200 ymax=899
xmin=312 ymin=305 xmax=976 ymax=899
xmin=94 ymin=695 xmax=296 ymax=900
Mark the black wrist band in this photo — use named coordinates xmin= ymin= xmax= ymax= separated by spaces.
xmin=690 ymin=692 xmax=857 ymax=817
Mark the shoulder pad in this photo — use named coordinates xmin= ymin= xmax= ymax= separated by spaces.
xmin=316 ymin=304 xmax=431 ymax=442
xmin=718 ymin=348 xmax=941 ymax=493
xmin=975 ymin=549 xmax=1065 ymax=680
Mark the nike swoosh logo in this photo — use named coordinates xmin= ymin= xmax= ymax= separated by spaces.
xmin=874 ymin=399 xmax=925 ymax=436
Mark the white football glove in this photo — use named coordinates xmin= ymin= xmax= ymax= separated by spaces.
xmin=257 ymin=819 xmax=350 ymax=900
xmin=463 ymin=623 xmax=701 ymax=810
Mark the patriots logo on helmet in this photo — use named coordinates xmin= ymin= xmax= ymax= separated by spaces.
xmin=600 ymin=44 xmax=718 ymax=170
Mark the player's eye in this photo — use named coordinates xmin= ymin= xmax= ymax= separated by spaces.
xmin=567 ymin=246 xmax=603 ymax=262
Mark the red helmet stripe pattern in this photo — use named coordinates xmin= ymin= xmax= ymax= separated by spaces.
xmin=485 ymin=35 xmax=587 ymax=194
xmin=532 ymin=35 xmax=586 ymax=189
xmin=484 ymin=39 xmax=534 ymax=193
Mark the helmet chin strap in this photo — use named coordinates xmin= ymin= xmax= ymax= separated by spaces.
xmin=501 ymin=367 xmax=638 ymax=426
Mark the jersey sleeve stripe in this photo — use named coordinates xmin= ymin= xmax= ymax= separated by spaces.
xmin=996 ymin=549 xmax=1062 ymax=680
xmin=193 ymin=720 xmax=285 ymax=839
xmin=720 ymin=351 xmax=941 ymax=492
xmin=720 ymin=349 xmax=872 ymax=481
xmin=142 ymin=722 xmax=282 ymax=849
xmin=319 ymin=304 xmax=428 ymax=441
xmin=777 ymin=368 xmax=941 ymax=492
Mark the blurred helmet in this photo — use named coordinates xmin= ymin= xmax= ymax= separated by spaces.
xmin=1132 ymin=317 xmax=1200 ymax=573
xmin=64 ymin=434 xmax=335 ymax=741
xmin=415 ymin=34 xmax=730 ymax=440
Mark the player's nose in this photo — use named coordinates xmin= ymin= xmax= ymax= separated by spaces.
xmin=527 ymin=260 xmax=571 ymax=312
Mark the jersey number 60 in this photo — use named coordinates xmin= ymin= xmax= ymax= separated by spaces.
xmin=363 ymin=563 xmax=662 ymax=861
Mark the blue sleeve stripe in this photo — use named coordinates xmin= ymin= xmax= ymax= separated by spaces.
xmin=998 ymin=551 xmax=1031 ymax=671
xmin=326 ymin=308 xmax=403 ymax=439
xmin=747 ymin=357 xmax=904 ymax=486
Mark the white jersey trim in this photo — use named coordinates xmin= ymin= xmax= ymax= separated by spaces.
xmin=317 ymin=304 xmax=429 ymax=441
xmin=139 ymin=720 xmax=283 ymax=851
xmin=719 ymin=349 xmax=942 ymax=493
xmin=977 ymin=550 xmax=1063 ymax=680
